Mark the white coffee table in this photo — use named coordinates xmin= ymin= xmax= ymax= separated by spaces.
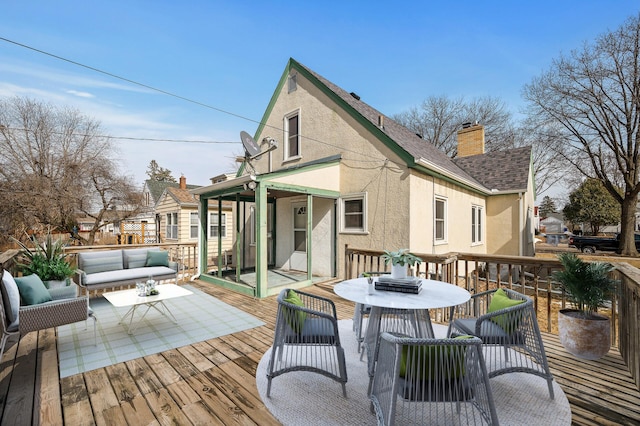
xmin=103 ymin=284 xmax=193 ymax=334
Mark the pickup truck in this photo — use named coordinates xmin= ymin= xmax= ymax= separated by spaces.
xmin=568 ymin=233 xmax=640 ymax=254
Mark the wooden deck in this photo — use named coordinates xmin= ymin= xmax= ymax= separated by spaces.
xmin=1 ymin=281 xmax=639 ymax=425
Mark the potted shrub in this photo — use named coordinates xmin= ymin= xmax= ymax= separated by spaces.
xmin=13 ymin=232 xmax=75 ymax=288
xmin=552 ymin=252 xmax=616 ymax=360
xmin=381 ymin=249 xmax=422 ymax=279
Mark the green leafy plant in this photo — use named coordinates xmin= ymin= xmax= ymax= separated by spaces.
xmin=381 ymin=249 xmax=422 ymax=267
xmin=552 ymin=253 xmax=616 ymax=318
xmin=12 ymin=232 xmax=75 ymax=283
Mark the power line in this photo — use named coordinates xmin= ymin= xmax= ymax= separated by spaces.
xmin=0 ymin=36 xmax=261 ymax=126
xmin=0 ymin=37 xmax=393 ymax=164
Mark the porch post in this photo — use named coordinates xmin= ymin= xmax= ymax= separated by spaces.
xmin=307 ymin=194 xmax=313 ymax=281
xmin=256 ymin=183 xmax=269 ymax=297
xmin=199 ymin=197 xmax=208 ymax=276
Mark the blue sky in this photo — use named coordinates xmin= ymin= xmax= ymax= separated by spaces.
xmin=1 ymin=1 xmax=637 ymax=199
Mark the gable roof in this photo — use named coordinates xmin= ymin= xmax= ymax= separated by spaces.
xmin=453 ymin=146 xmax=533 ymax=192
xmin=259 ymin=58 xmax=532 ymax=195
xmin=145 ymin=180 xmax=200 ymax=204
xmin=165 ymin=186 xmax=198 ymax=206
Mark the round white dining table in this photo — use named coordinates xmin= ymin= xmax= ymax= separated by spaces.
xmin=334 ymin=277 xmax=471 ymax=377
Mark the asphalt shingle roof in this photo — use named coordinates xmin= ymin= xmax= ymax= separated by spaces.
xmin=453 ymin=146 xmax=532 ymax=191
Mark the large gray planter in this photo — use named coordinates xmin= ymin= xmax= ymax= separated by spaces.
xmin=558 ymin=309 xmax=611 ymax=360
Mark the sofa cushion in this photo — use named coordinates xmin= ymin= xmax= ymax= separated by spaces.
xmin=123 ymin=247 xmax=160 ymax=269
xmin=1 ymin=270 xmax=21 ymax=327
xmin=83 ymin=266 xmax=176 ymax=287
xmin=146 ymin=250 xmax=169 ymax=267
xmin=14 ymin=274 xmax=53 ymax=305
xmin=78 ymin=250 xmax=123 ymax=274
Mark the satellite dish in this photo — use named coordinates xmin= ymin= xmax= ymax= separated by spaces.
xmin=240 ymin=131 xmax=278 ymax=161
xmin=240 ymin=131 xmax=261 ymax=158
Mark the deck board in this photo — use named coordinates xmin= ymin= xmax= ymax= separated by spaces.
xmin=0 ymin=280 xmax=639 ymax=425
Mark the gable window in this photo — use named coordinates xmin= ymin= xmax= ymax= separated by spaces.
xmin=209 ymin=212 xmax=227 ymax=238
xmin=435 ymin=197 xmax=447 ymax=242
xmin=190 ymin=212 xmax=198 ymax=239
xmin=340 ymin=194 xmax=367 ymax=233
xmin=166 ymin=212 xmax=178 ymax=240
xmin=284 ymin=111 xmax=300 ymax=160
xmin=472 ymin=205 xmax=483 ymax=244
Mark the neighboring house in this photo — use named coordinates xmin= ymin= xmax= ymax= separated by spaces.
xmin=539 ymin=213 xmax=567 ymax=234
xmin=192 ymin=58 xmax=535 ymax=298
xmin=155 ymin=176 xmax=234 ymax=270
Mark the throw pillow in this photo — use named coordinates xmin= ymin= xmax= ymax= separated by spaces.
xmin=283 ymin=289 xmax=307 ymax=333
xmin=487 ymin=288 xmax=525 ymax=333
xmin=146 ymin=250 xmax=169 ymax=267
xmin=14 ymin=274 xmax=52 ymax=305
xmin=1 ymin=270 xmax=21 ymax=325
xmin=399 ymin=335 xmax=473 ymax=380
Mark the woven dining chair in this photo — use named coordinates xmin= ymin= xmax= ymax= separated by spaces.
xmin=448 ymin=287 xmax=554 ymax=399
xmin=266 ymin=288 xmax=348 ymax=397
xmin=371 ymin=332 xmax=499 ymax=426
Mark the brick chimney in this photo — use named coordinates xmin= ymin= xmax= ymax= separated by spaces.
xmin=457 ymin=122 xmax=485 ymax=157
xmin=179 ymin=175 xmax=186 ymax=190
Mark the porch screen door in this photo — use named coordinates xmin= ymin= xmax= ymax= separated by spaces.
xmin=291 ymin=204 xmax=307 ymax=271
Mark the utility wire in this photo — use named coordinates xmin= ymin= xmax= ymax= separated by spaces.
xmin=0 ymin=36 xmax=392 ymax=164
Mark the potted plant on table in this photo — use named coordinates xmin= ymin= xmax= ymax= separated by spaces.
xmin=552 ymin=252 xmax=616 ymax=360
xmin=13 ymin=232 xmax=76 ymax=288
xmin=381 ymin=249 xmax=422 ymax=279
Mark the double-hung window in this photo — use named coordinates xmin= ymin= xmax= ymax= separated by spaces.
xmin=284 ymin=110 xmax=300 ymax=160
xmin=190 ymin=212 xmax=198 ymax=239
xmin=472 ymin=205 xmax=483 ymax=244
xmin=166 ymin=212 xmax=178 ymax=240
xmin=209 ymin=212 xmax=227 ymax=238
xmin=340 ymin=194 xmax=367 ymax=233
xmin=434 ymin=197 xmax=447 ymax=242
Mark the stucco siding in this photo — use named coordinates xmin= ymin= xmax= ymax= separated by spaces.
xmin=486 ymin=194 xmax=520 ymax=255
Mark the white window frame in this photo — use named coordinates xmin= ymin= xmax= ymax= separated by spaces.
xmin=339 ymin=193 xmax=367 ymax=234
xmin=283 ymin=109 xmax=301 ymax=161
xmin=471 ymin=204 xmax=483 ymax=245
xmin=166 ymin=212 xmax=178 ymax=240
xmin=190 ymin=212 xmax=198 ymax=239
xmin=208 ymin=212 xmax=227 ymax=238
xmin=434 ymin=196 xmax=447 ymax=243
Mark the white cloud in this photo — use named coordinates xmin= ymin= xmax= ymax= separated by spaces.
xmin=66 ymin=90 xmax=94 ymax=98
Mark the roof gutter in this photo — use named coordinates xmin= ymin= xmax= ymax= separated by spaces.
xmin=190 ymin=174 xmax=256 ymax=196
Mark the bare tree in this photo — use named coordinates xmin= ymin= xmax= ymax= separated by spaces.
xmin=0 ymin=96 xmax=142 ymax=245
xmin=393 ymin=95 xmax=516 ymax=157
xmin=523 ymin=14 xmax=640 ymax=256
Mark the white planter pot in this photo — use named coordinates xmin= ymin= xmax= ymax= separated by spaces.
xmin=391 ymin=264 xmax=407 ymax=279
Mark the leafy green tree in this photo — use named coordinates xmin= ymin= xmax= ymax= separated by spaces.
xmin=146 ymin=160 xmax=176 ymax=182
xmin=563 ymin=179 xmax=620 ymax=235
xmin=538 ymin=196 xmax=557 ymax=218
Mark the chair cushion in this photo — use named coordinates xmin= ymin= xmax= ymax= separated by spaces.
xmin=284 ymin=317 xmax=336 ymax=344
xmin=453 ymin=318 xmax=511 ymax=344
xmin=1 ymin=270 xmax=21 ymax=327
xmin=123 ymin=247 xmax=160 ymax=269
xmin=14 ymin=274 xmax=53 ymax=305
xmin=283 ymin=290 xmax=307 ymax=333
xmin=399 ymin=335 xmax=473 ymax=380
xmin=146 ymin=250 xmax=169 ymax=267
xmin=488 ymin=288 xmax=525 ymax=333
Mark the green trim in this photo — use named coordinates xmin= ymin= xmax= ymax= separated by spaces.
xmin=199 ymin=274 xmax=255 ymax=297
xmin=263 ymin=181 xmax=340 ymax=198
xmin=307 ymin=194 xmax=313 ymax=281
xmin=255 ymin=183 xmax=269 ymax=298
xmin=199 ymin=197 xmax=208 ymax=274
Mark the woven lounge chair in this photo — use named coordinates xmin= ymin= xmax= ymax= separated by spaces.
xmin=371 ymin=332 xmax=499 ymax=425
xmin=1 ymin=269 xmax=96 ymax=360
xmin=266 ymin=288 xmax=348 ymax=397
xmin=448 ymin=287 xmax=554 ymax=399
